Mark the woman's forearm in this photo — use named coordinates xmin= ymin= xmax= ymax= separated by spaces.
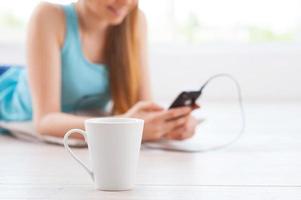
xmin=35 ymin=112 xmax=91 ymax=138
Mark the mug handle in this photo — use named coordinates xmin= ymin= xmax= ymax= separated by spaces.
xmin=63 ymin=129 xmax=94 ymax=180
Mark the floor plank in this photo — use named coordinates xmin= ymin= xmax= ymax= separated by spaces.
xmin=0 ymin=103 xmax=300 ymax=199
xmin=0 ymin=185 xmax=300 ymax=200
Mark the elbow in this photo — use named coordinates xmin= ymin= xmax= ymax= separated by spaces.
xmin=33 ymin=116 xmax=47 ymax=136
xmin=33 ymin=113 xmax=56 ymax=136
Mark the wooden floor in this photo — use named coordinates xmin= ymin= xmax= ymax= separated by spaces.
xmin=0 ymin=103 xmax=300 ymax=199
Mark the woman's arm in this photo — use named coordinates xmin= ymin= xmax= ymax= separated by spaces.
xmin=27 ymin=3 xmax=89 ymax=138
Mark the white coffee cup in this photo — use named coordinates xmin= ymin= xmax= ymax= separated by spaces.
xmin=63 ymin=117 xmax=144 ymax=191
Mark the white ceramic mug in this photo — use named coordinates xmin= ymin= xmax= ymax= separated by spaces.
xmin=63 ymin=117 xmax=144 ymax=191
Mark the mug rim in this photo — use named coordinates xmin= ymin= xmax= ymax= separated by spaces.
xmin=85 ymin=117 xmax=144 ymax=124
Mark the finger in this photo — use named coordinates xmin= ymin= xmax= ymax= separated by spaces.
xmin=156 ymin=107 xmax=192 ymax=121
xmin=166 ymin=107 xmax=192 ymax=121
xmin=191 ymin=103 xmax=201 ymax=110
xmin=167 ymin=125 xmax=196 ymax=141
xmin=138 ymin=101 xmax=164 ymax=111
xmin=163 ymin=115 xmax=190 ymax=133
xmin=164 ymin=116 xmax=189 ymax=140
xmin=165 ymin=116 xmax=200 ymax=140
xmin=179 ymin=127 xmax=195 ymax=140
xmin=164 ymin=126 xmax=185 ymax=140
xmin=179 ymin=132 xmax=194 ymax=140
xmin=146 ymin=102 xmax=164 ymax=111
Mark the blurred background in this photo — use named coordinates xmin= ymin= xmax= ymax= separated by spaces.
xmin=0 ymin=0 xmax=300 ymax=104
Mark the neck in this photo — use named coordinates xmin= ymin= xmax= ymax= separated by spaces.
xmin=75 ymin=0 xmax=109 ymax=33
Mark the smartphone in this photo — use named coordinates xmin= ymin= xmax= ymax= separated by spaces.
xmin=168 ymin=90 xmax=202 ymax=109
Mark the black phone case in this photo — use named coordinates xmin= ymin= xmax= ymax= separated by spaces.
xmin=169 ymin=91 xmax=202 ymax=109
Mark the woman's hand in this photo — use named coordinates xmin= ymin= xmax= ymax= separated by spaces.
xmin=123 ymin=101 xmax=192 ymax=142
xmin=164 ymin=115 xmax=201 ymax=140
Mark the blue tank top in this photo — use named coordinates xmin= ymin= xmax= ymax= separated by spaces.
xmin=0 ymin=4 xmax=110 ymax=121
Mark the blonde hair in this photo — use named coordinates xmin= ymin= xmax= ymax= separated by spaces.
xmin=104 ymin=7 xmax=141 ymax=114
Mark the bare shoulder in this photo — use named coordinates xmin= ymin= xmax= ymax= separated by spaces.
xmin=30 ymin=2 xmax=65 ymax=26
xmin=28 ymin=2 xmax=65 ymax=43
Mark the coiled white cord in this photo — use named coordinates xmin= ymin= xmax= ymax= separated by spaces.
xmin=144 ymin=73 xmax=246 ymax=152
xmin=196 ymin=73 xmax=246 ymax=152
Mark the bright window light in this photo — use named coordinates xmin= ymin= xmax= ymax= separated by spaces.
xmin=0 ymin=0 xmax=300 ymax=44
xmin=140 ymin=0 xmax=301 ymax=44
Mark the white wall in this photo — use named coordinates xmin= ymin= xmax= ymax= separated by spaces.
xmin=1 ymin=42 xmax=300 ymax=103
xmin=149 ymin=43 xmax=301 ymax=103
xmin=0 ymin=42 xmax=26 ymax=65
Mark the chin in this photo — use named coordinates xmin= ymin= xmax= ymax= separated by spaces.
xmin=108 ymin=16 xmax=126 ymax=25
